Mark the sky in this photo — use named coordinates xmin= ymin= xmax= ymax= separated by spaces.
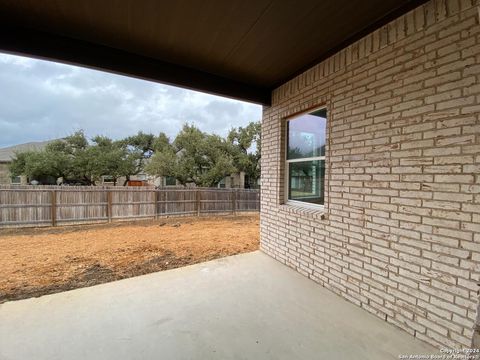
xmin=0 ymin=53 xmax=262 ymax=148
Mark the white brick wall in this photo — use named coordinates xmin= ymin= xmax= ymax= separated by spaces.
xmin=260 ymin=0 xmax=480 ymax=349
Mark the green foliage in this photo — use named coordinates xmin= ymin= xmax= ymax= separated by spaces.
xmin=144 ymin=146 xmax=177 ymax=181
xmin=121 ymin=131 xmax=155 ymax=158
xmin=152 ymin=132 xmax=171 ymax=152
xmin=9 ymin=151 xmax=30 ymax=178
xmin=117 ymin=131 xmax=159 ymax=184
xmin=10 ymin=122 xmax=262 ymax=187
xmin=10 ymin=131 xmax=136 ymax=185
xmin=86 ymin=136 xmax=137 ymax=185
xmin=10 ymin=131 xmax=90 ymax=184
xmin=227 ymin=121 xmax=261 ymax=153
xmin=227 ymin=121 xmax=261 ymax=187
xmin=10 ymin=150 xmax=66 ymax=183
xmin=146 ymin=124 xmax=237 ymax=187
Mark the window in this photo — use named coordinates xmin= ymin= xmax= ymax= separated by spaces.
xmin=165 ymin=176 xmax=176 ymax=186
xmin=286 ymin=108 xmax=326 ymax=207
xmin=11 ymin=176 xmax=21 ymax=184
xmin=102 ymin=175 xmax=114 ymax=183
xmin=217 ymin=178 xmax=226 ymax=188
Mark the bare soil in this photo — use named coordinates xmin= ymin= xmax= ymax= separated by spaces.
xmin=0 ymin=215 xmax=259 ymax=303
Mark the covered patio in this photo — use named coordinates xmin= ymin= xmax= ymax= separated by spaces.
xmin=0 ymin=252 xmax=435 ymax=360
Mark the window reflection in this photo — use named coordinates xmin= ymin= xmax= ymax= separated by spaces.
xmin=287 ymin=109 xmax=326 ymax=160
xmin=288 ymin=160 xmax=324 ymax=205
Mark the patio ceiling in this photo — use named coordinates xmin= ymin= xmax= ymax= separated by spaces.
xmin=0 ymin=0 xmax=427 ymax=105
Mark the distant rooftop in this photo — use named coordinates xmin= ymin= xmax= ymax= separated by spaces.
xmin=0 ymin=140 xmax=55 ymax=162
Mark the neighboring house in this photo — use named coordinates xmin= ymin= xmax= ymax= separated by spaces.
xmin=155 ymin=172 xmax=245 ymax=188
xmin=0 ymin=140 xmax=55 ymax=185
xmin=99 ymin=149 xmax=248 ymax=188
xmin=100 ymin=172 xmax=246 ymax=188
xmin=216 ymin=171 xmax=245 ymax=189
xmin=100 ymin=174 xmax=152 ymax=187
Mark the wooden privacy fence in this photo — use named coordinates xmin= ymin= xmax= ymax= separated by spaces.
xmin=0 ymin=186 xmax=260 ymax=228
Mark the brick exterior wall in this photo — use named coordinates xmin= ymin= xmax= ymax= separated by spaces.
xmin=260 ymin=0 xmax=480 ymax=349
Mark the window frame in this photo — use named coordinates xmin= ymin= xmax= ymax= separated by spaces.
xmin=284 ymin=106 xmax=327 ymax=210
xmin=102 ymin=175 xmax=115 ymax=184
xmin=10 ymin=175 xmax=22 ymax=184
xmin=217 ymin=177 xmax=226 ymax=188
xmin=165 ymin=176 xmax=176 ymax=186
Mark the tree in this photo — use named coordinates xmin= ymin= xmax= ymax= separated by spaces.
xmin=227 ymin=121 xmax=261 ymax=188
xmin=10 ymin=131 xmax=138 ymax=186
xmin=9 ymin=150 xmax=67 ymax=184
xmin=10 ymin=124 xmax=262 ymax=187
xmin=152 ymin=132 xmax=171 ymax=152
xmin=10 ymin=131 xmax=90 ymax=184
xmin=123 ymin=132 xmax=156 ymax=155
xmin=118 ymin=131 xmax=156 ymax=185
xmin=146 ymin=124 xmax=236 ymax=187
xmin=60 ymin=131 xmax=95 ymax=184
xmin=85 ymin=136 xmax=137 ymax=186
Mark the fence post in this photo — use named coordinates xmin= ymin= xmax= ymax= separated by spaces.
xmin=153 ymin=190 xmax=158 ymax=219
xmin=51 ymin=190 xmax=57 ymax=227
xmin=107 ymin=191 xmax=112 ymax=223
xmin=196 ymin=189 xmax=201 ymax=217
xmin=232 ymin=189 xmax=236 ymax=216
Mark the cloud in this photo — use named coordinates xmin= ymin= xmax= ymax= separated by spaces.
xmin=0 ymin=53 xmax=262 ymax=147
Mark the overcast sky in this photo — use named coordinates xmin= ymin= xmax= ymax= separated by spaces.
xmin=0 ymin=53 xmax=262 ymax=148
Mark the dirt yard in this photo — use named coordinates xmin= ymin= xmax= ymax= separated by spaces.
xmin=0 ymin=214 xmax=259 ymax=303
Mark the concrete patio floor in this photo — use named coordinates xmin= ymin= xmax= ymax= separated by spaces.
xmin=0 ymin=251 xmax=436 ymax=360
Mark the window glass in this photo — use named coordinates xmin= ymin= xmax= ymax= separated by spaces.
xmin=165 ymin=176 xmax=176 ymax=186
xmin=287 ymin=108 xmax=326 ymax=159
xmin=288 ymin=160 xmax=324 ymax=205
xmin=218 ymin=178 xmax=226 ymax=188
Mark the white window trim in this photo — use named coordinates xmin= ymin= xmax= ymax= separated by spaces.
xmin=284 ymin=106 xmax=326 ymax=210
xmin=285 ymin=199 xmax=325 ymax=211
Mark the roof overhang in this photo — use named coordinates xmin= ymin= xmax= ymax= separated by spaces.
xmin=0 ymin=0 xmax=428 ymax=105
